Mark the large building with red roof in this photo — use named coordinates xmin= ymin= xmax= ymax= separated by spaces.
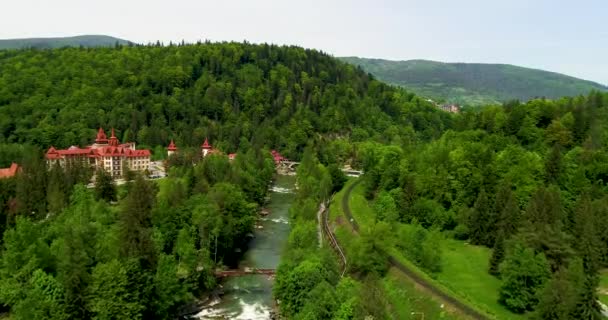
xmin=45 ymin=128 xmax=151 ymax=178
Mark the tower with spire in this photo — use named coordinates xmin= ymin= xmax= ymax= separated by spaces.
xmin=109 ymin=128 xmax=119 ymax=147
xmin=167 ymin=140 xmax=177 ymax=157
xmin=201 ymin=138 xmax=212 ymax=157
xmin=94 ymin=127 xmax=108 ymax=146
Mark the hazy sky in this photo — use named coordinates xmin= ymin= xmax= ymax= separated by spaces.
xmin=2 ymin=0 xmax=607 ymax=84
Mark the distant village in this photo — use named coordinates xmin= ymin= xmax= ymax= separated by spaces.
xmin=426 ymin=99 xmax=461 ymax=113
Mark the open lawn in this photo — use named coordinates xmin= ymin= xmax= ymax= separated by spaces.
xmin=341 ymin=179 xmax=523 ymax=319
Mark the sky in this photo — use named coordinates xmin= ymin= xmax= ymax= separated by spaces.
xmin=2 ymin=0 xmax=607 ymax=85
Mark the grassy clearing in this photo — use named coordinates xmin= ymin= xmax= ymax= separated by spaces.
xmin=343 ymin=180 xmax=522 ymax=319
xmin=436 ymin=239 xmax=522 ymax=319
xmin=328 ymin=182 xmax=463 ymax=319
xmin=600 ymin=270 xmax=608 ymax=305
xmin=347 ymin=181 xmax=375 ymax=227
xmin=383 ymin=269 xmax=457 ymax=319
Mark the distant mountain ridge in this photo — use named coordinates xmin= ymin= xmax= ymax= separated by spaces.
xmin=340 ymin=57 xmax=608 ymax=106
xmin=0 ymin=35 xmax=132 ymax=50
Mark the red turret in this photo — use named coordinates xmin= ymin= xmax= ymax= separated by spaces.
xmin=109 ymin=128 xmax=119 ymax=147
xmin=95 ymin=128 xmax=108 ymax=144
xmin=201 ymin=138 xmax=211 ymax=149
xmin=168 ymin=140 xmax=177 ymax=151
xmin=46 ymin=146 xmax=61 ymax=159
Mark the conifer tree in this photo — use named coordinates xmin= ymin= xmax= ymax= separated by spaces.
xmin=15 ymin=153 xmax=47 ymax=219
xmin=488 ymin=231 xmax=505 ymax=276
xmin=498 ymin=186 xmax=520 ymax=237
xmin=534 ymin=258 xmax=584 ymax=320
xmin=544 ymin=144 xmax=562 ymax=184
xmin=119 ymin=175 xmax=157 ymax=269
xmin=570 ymin=194 xmax=602 ymax=319
xmin=94 ymin=169 xmax=116 ymax=202
xmin=468 ymin=188 xmax=496 ymax=247
xmin=47 ymin=163 xmax=67 ymax=214
xmin=525 ymin=186 xmax=563 ymax=227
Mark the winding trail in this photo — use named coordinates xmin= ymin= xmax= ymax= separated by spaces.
xmin=320 ymin=201 xmax=348 ymax=277
xmin=340 ymin=179 xmax=490 ymax=320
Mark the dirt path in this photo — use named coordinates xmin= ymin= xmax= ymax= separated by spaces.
xmin=340 ymin=179 xmax=490 ymax=320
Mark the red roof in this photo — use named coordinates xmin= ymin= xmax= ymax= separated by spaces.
xmin=228 ymin=153 xmax=237 ymax=160
xmin=95 ymin=127 xmax=108 ymax=143
xmin=108 ymin=128 xmax=119 ymax=147
xmin=45 ymin=128 xmax=151 ymax=161
xmin=46 ymin=146 xmax=62 ymax=159
xmin=0 ymin=163 xmax=20 ymax=179
xmin=201 ymin=138 xmax=211 ymax=149
xmin=168 ymin=140 xmax=177 ymax=151
xmin=271 ymin=150 xmax=285 ymax=164
xmin=59 ymin=146 xmax=95 ymax=156
xmin=95 ymin=146 xmax=150 ymax=157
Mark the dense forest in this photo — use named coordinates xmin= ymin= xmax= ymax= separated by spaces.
xmin=0 ymin=43 xmax=448 ymax=319
xmin=1 ymin=42 xmax=607 ymax=319
xmin=0 ymin=42 xmax=447 ymax=161
xmin=340 ymin=57 xmax=608 ymax=106
xmin=276 ymin=90 xmax=608 ymax=319
xmin=0 ymin=148 xmax=275 ymax=319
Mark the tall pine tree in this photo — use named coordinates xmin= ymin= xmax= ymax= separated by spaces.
xmin=570 ymin=194 xmax=602 ymax=319
xmin=119 ymin=175 xmax=157 ymax=270
xmin=468 ymin=188 xmax=496 ymax=247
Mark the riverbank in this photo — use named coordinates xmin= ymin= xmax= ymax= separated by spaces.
xmin=192 ymin=175 xmax=295 ymax=319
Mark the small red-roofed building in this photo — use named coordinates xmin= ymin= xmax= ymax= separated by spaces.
xmin=45 ymin=128 xmax=151 ymax=178
xmin=0 ymin=163 xmax=20 ymax=179
xmin=167 ymin=140 xmax=178 ymax=157
xmin=228 ymin=153 xmax=237 ymax=161
xmin=270 ymin=150 xmax=285 ymax=165
xmin=201 ymin=138 xmax=213 ymax=157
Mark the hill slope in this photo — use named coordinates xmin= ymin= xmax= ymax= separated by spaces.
xmin=0 ymin=43 xmax=447 ymax=158
xmin=0 ymin=35 xmax=132 ymax=50
xmin=340 ymin=57 xmax=608 ymax=106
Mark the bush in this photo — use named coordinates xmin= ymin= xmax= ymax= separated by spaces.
xmin=453 ymin=224 xmax=470 ymax=240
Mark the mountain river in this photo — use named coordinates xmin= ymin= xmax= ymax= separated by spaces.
xmin=193 ymin=174 xmax=295 ymax=319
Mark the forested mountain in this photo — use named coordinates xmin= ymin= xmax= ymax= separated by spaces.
xmin=0 ymin=35 xmax=132 ymax=50
xmin=0 ymin=42 xmax=448 ymax=161
xmin=0 ymin=42 xmax=449 ymax=320
xmin=2 ymin=41 xmax=606 ymax=319
xmin=340 ymin=57 xmax=608 ymax=106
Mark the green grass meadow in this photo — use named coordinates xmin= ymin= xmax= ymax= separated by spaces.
xmin=329 ymin=179 xmax=461 ymax=319
xmin=338 ymin=179 xmax=524 ymax=319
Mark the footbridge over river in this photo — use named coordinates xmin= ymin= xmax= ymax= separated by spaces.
xmin=278 ymin=160 xmax=363 ymax=177
xmin=214 ymin=268 xmax=276 ymax=278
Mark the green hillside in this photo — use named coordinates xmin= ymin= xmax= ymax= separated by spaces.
xmin=340 ymin=57 xmax=608 ymax=106
xmin=0 ymin=42 xmax=452 ymax=320
xmin=0 ymin=35 xmax=132 ymax=50
xmin=0 ymin=43 xmax=446 ymax=157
